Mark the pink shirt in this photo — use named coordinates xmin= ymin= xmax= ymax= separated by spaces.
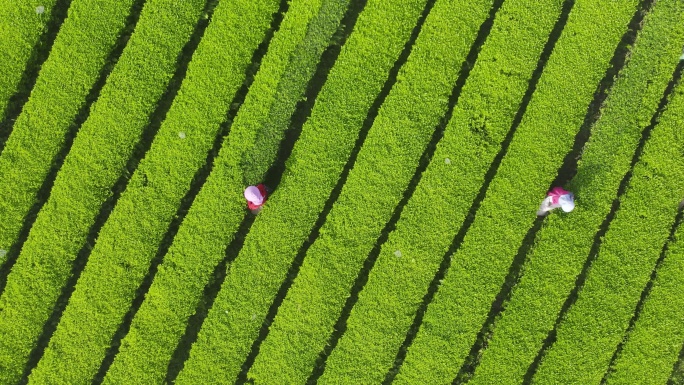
xmin=547 ymin=187 xmax=571 ymax=204
xmin=246 ymin=184 xmax=267 ymax=210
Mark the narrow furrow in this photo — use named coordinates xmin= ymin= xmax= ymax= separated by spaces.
xmin=174 ymin=0 xmax=432 ymax=382
xmin=670 ymin=348 xmax=684 ymax=385
xmin=467 ymin=1 xmax=684 ymax=383
xmin=391 ymin=0 xmax=639 ymax=382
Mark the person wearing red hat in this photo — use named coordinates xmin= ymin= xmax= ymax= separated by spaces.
xmin=244 ymin=184 xmax=268 ymax=214
xmin=537 ymin=187 xmax=575 ymax=216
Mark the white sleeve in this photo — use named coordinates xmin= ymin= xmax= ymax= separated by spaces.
xmin=538 ymin=196 xmax=554 ymax=213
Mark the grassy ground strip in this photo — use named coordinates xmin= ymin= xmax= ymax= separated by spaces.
xmin=468 ymin=2 xmax=684 ymax=383
xmin=248 ymin=0 xmax=494 ymax=382
xmin=0 ymin=0 xmax=59 ymax=122
xmin=174 ymin=0 xmax=430 ymax=382
xmin=605 ymin=211 xmax=684 ymax=384
xmin=101 ymin=0 xmax=349 ymax=383
xmin=394 ymin=0 xmax=638 ymax=382
xmin=318 ymin=0 xmax=567 ymax=381
xmin=531 ymin=76 xmax=684 ymax=385
xmin=0 ymin=0 xmax=135 ymax=271
xmin=21 ymin=0 xmax=281 ymax=383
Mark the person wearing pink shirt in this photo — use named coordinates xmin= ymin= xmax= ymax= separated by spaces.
xmin=244 ymin=184 xmax=268 ymax=214
xmin=537 ymin=186 xmax=575 ymax=216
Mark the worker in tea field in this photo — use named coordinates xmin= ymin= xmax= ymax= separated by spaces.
xmin=537 ymin=186 xmax=575 ymax=216
xmin=244 ymin=184 xmax=268 ymax=214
